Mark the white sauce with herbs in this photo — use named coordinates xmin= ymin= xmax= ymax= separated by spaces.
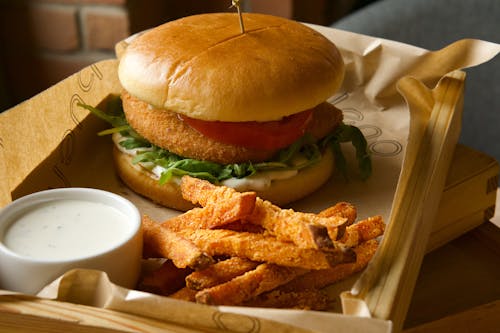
xmin=112 ymin=133 xmax=296 ymax=190
xmin=221 ymin=169 xmax=297 ymax=191
xmin=3 ymin=199 xmax=130 ymax=260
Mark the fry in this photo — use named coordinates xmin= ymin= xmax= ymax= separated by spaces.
xmin=219 ymin=220 xmax=265 ymax=233
xmin=341 ymin=215 xmax=385 ymax=247
xmin=169 ymin=287 xmax=197 ymax=302
xmin=195 ymin=263 xmax=307 ymax=305
xmin=246 ymin=198 xmax=349 ymax=250
xmin=179 ymin=175 xmax=257 ymax=228
xmin=318 ymin=201 xmax=357 ymax=224
xmin=142 ymin=216 xmax=214 ymax=270
xmin=177 ymin=228 xmax=356 ymax=270
xmin=186 ymin=257 xmax=259 ymax=290
xmin=318 ymin=201 xmax=357 ymax=240
xmin=278 ymin=239 xmax=379 ymax=292
xmin=245 ymin=289 xmax=330 ymax=310
xmin=139 ymin=178 xmax=384 ymax=310
xmin=162 ymin=208 xmax=263 ymax=233
xmin=162 ymin=207 xmax=220 ymax=231
xmin=138 ymin=260 xmax=191 ymax=296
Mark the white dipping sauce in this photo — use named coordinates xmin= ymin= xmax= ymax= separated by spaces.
xmin=3 ymin=199 xmax=131 ymax=260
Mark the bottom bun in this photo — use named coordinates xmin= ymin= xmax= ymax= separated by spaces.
xmin=253 ymin=149 xmax=334 ymax=206
xmin=113 ymin=147 xmax=195 ymax=211
xmin=113 ymin=146 xmax=334 ymax=211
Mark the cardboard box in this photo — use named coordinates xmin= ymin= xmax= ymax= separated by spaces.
xmin=0 ymin=24 xmax=498 ymax=332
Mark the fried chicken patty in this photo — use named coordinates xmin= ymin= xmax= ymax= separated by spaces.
xmin=122 ymin=91 xmax=343 ymax=164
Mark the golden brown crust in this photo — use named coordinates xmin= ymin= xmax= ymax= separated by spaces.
xmin=142 ymin=216 xmax=215 ymax=269
xmin=121 ymin=91 xmax=274 ymax=164
xmin=122 ymin=91 xmax=342 ymax=164
xmin=306 ymin=102 xmax=344 ymax=139
xmin=118 ymin=13 xmax=344 ymax=122
xmin=176 ymin=228 xmax=351 ymax=270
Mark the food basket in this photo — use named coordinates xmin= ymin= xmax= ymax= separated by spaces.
xmin=0 ymin=24 xmax=498 ymax=333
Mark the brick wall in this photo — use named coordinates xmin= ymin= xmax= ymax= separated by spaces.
xmin=0 ymin=0 xmax=237 ymax=110
xmin=0 ymin=0 xmax=361 ymax=111
xmin=0 ymin=0 xmax=131 ymax=109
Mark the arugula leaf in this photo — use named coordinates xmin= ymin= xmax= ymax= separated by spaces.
xmin=119 ymin=137 xmax=151 ymax=150
xmin=78 ymin=101 xmax=145 ymax=140
xmin=321 ymin=124 xmax=372 ymax=180
xmin=78 ymin=102 xmax=127 ymax=128
xmin=80 ymin=101 xmax=372 ymax=184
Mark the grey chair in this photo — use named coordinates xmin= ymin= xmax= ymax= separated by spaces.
xmin=331 ymin=0 xmax=500 ymax=162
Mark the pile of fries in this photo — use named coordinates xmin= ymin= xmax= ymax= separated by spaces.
xmin=139 ymin=176 xmax=385 ymax=310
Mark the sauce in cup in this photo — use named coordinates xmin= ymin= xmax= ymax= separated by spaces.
xmin=0 ymin=188 xmax=142 ymax=295
xmin=4 ymin=199 xmax=131 ymax=260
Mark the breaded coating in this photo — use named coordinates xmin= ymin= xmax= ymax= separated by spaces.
xmin=305 ymin=101 xmax=344 ymax=139
xmin=178 ymin=176 xmax=256 ymax=228
xmin=244 ymin=289 xmax=330 ymax=310
xmin=279 ymin=239 xmax=379 ymax=292
xmin=181 ymin=174 xmax=255 ymax=207
xmin=163 ymin=205 xmax=253 ymax=232
xmin=142 ymin=216 xmax=214 ymax=270
xmin=195 ymin=263 xmax=307 ymax=305
xmin=169 ymin=287 xmax=197 ymax=302
xmin=138 ymin=260 xmax=191 ymax=296
xmin=318 ymin=201 xmax=357 ymax=225
xmin=137 ymin=180 xmax=385 ymax=310
xmin=180 ymin=176 xmax=353 ymax=248
xmin=318 ymin=201 xmax=358 ymax=240
xmin=246 ymin=198 xmax=349 ymax=250
xmin=122 ymin=91 xmax=274 ymax=163
xmin=176 ymin=228 xmax=356 ymax=270
xmin=186 ymin=257 xmax=259 ymax=291
xmin=122 ymin=91 xmax=343 ymax=164
xmin=340 ymin=215 xmax=385 ymax=247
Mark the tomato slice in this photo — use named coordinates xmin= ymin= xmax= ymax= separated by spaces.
xmin=179 ymin=109 xmax=313 ymax=150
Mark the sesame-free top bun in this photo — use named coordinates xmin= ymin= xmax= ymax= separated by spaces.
xmin=118 ymin=13 xmax=345 ymax=122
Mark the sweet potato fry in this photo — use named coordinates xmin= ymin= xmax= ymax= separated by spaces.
xmin=318 ymin=201 xmax=357 ymax=224
xmin=195 ymin=263 xmax=307 ymax=305
xmin=161 ymin=207 xmax=218 ymax=231
xmin=142 ymin=216 xmax=214 ymax=270
xmin=318 ymin=202 xmax=357 ymax=240
xmin=138 ymin=260 xmax=191 ymax=296
xmin=245 ymin=198 xmax=349 ymax=250
xmin=177 ymin=228 xmax=356 ymax=270
xmin=244 ymin=289 xmax=330 ymax=310
xmin=162 ymin=208 xmax=264 ymax=233
xmin=219 ymin=220 xmax=265 ymax=233
xmin=179 ymin=175 xmax=257 ymax=228
xmin=186 ymin=257 xmax=259 ymax=291
xmin=340 ymin=215 xmax=385 ymax=247
xmin=138 ymin=177 xmax=384 ymax=311
xmin=169 ymin=287 xmax=197 ymax=302
xmin=278 ymin=239 xmax=379 ymax=292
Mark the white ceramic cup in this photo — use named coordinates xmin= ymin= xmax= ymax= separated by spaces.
xmin=0 ymin=188 xmax=142 ymax=295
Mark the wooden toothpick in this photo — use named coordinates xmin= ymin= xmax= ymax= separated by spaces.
xmin=231 ymin=0 xmax=245 ymax=33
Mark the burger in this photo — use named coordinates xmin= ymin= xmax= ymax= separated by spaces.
xmin=86 ymin=13 xmax=370 ymax=211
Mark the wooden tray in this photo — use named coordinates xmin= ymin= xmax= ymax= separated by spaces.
xmin=1 ymin=145 xmax=497 ymax=333
xmin=1 ymin=33 xmax=497 ymax=332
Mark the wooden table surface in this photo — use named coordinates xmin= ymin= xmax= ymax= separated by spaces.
xmin=403 ymin=190 xmax=500 ymax=332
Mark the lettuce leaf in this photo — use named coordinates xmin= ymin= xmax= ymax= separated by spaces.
xmin=79 ymin=99 xmax=372 ymax=183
